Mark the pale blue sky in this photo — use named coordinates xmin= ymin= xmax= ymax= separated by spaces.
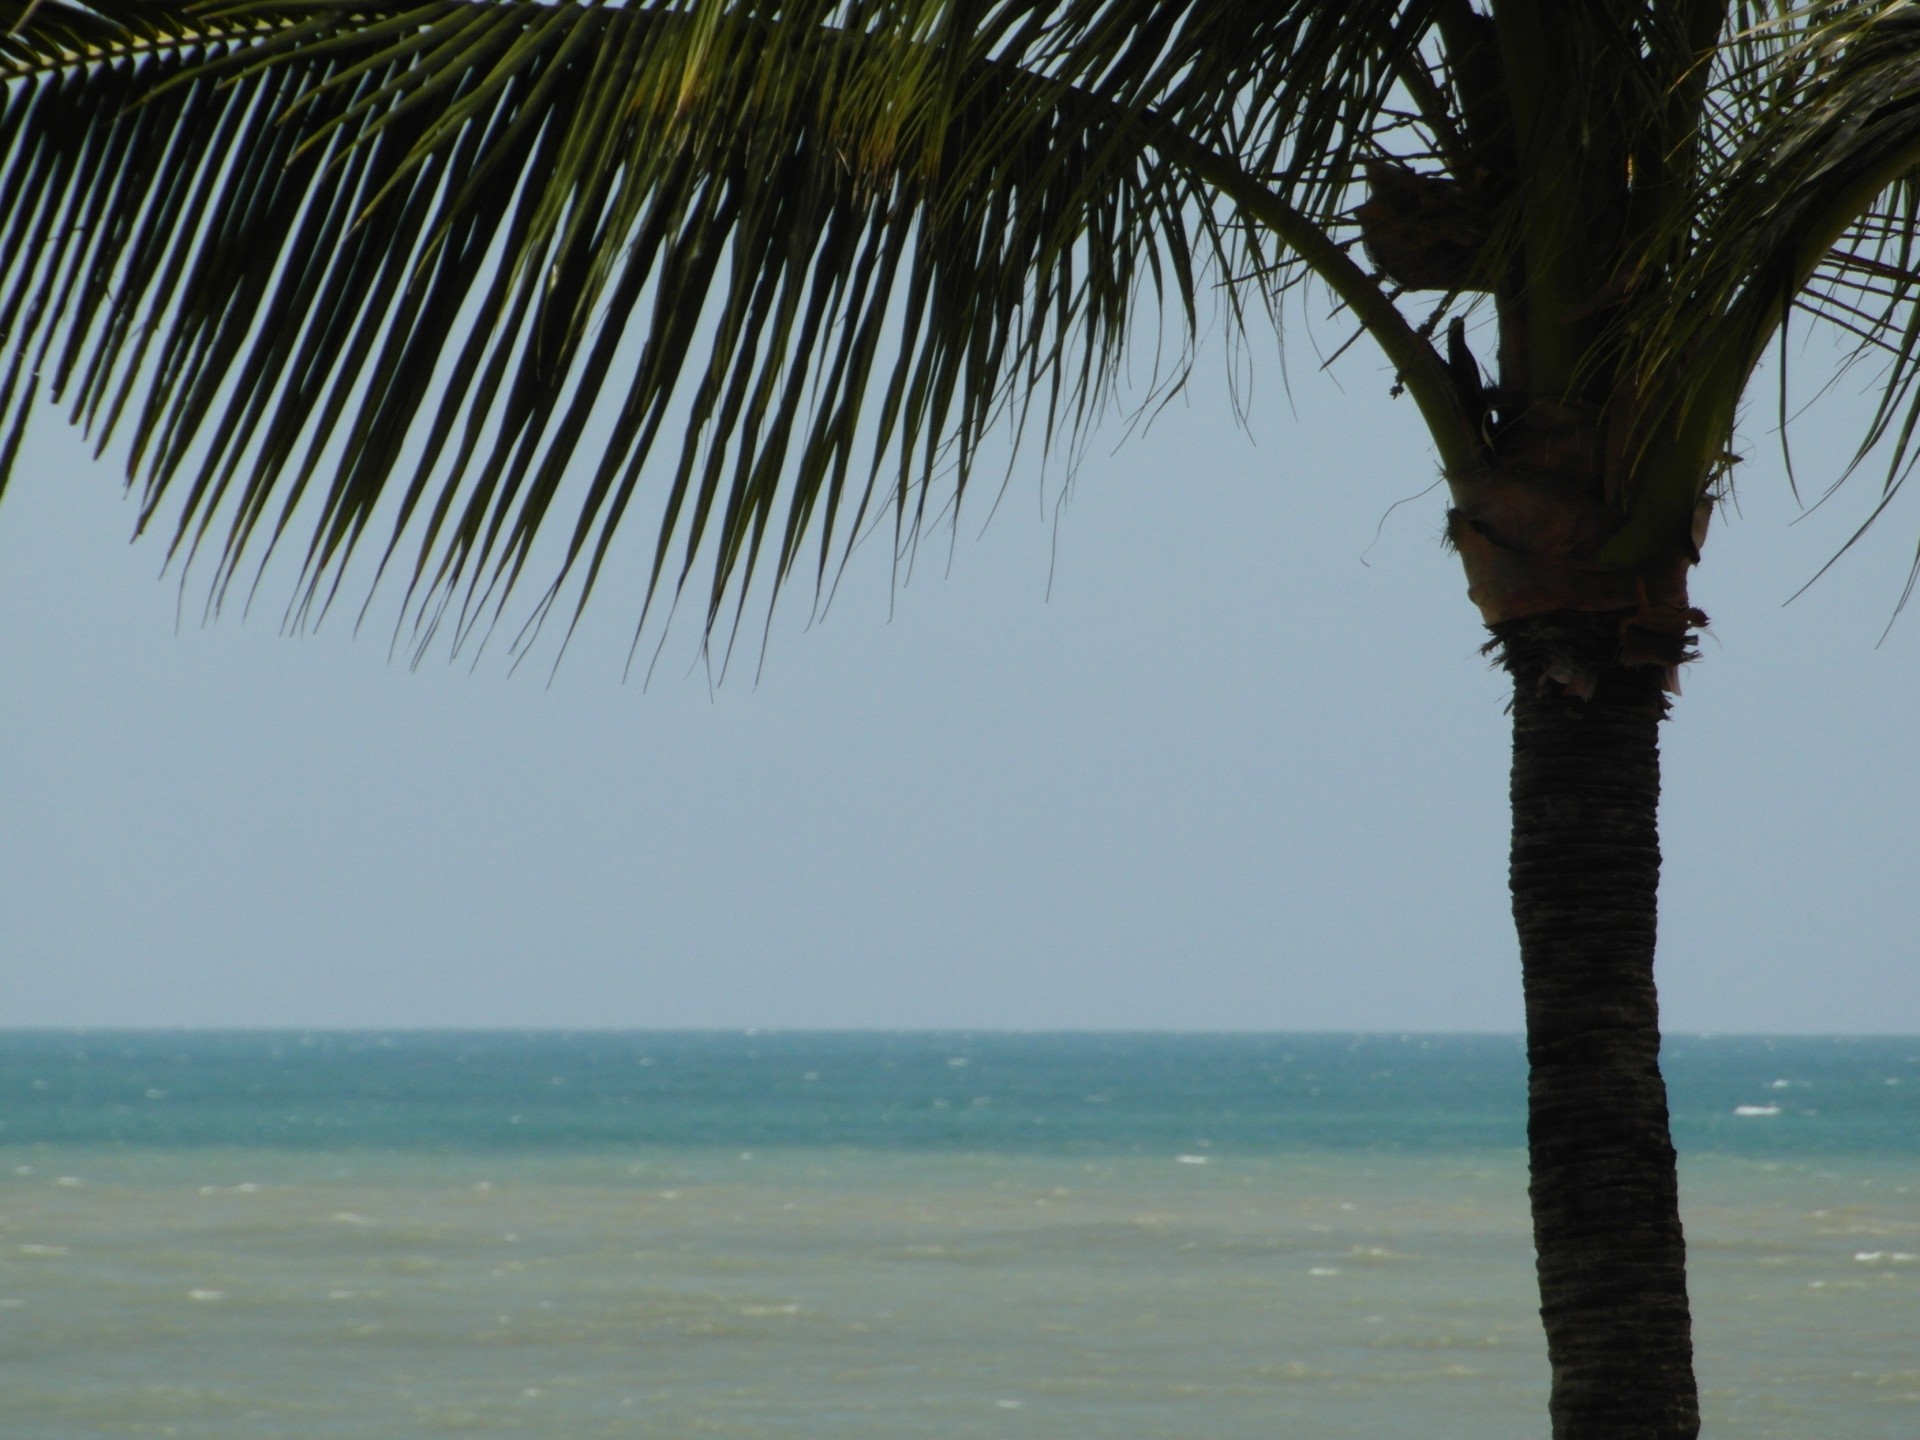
xmin=2 ymin=332 xmax=1916 ymax=1032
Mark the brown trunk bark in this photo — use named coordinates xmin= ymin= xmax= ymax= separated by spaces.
xmin=1501 ymin=614 xmax=1699 ymax=1440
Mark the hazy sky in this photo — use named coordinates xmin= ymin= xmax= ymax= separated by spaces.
xmin=2 ymin=327 xmax=1916 ymax=1032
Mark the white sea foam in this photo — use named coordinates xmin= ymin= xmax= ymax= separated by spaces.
xmin=1733 ymin=1105 xmax=1781 ymax=1116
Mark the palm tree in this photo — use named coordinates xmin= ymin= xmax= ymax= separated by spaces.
xmin=4 ymin=2 xmax=1917 ymax=1434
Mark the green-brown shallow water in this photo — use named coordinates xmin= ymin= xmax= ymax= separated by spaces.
xmin=2 ymin=1033 xmax=1915 ymax=1438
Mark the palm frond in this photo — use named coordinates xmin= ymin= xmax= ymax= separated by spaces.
xmin=0 ymin=0 xmax=1468 ymax=666
xmin=0 ymin=0 xmax=1198 ymax=662
xmin=1597 ymin=1 xmax=1920 ymax=562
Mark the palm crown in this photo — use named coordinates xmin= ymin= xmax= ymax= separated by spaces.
xmin=7 ymin=2 xmax=1914 ymax=658
xmin=6 ymin=4 xmax=1919 ymax=1437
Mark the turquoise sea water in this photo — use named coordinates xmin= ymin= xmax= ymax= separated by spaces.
xmin=1 ymin=1032 xmax=1915 ymax=1438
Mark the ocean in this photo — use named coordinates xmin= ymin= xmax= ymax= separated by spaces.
xmin=1 ymin=1032 xmax=1914 ymax=1438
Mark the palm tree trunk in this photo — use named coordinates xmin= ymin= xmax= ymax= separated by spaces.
xmin=1501 ymin=616 xmax=1699 ymax=1440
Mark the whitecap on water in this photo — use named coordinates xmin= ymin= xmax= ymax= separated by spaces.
xmin=1347 ymin=1246 xmax=1402 ymax=1263
xmin=1733 ymin=1105 xmax=1781 ymax=1116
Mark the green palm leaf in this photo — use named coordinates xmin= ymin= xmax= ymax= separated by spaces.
xmin=0 ymin=0 xmax=1452 ymax=664
xmin=1611 ymin=2 xmax=1920 ymax=566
